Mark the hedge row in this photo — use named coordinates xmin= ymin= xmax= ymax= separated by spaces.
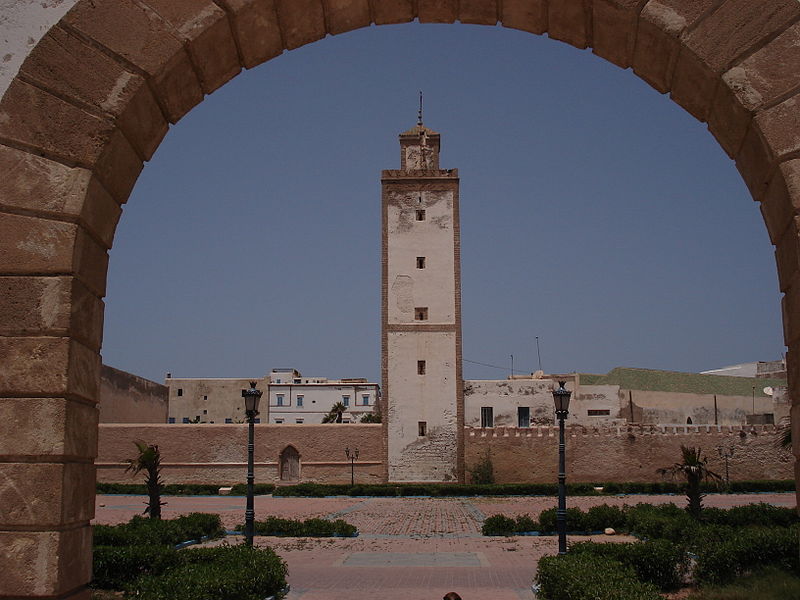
xmin=97 ymin=480 xmax=795 ymax=497
xmin=234 ymin=516 xmax=358 ymax=537
xmin=482 ymin=502 xmax=798 ymax=537
xmin=96 ymin=483 xmax=277 ymax=495
xmin=93 ymin=543 xmax=287 ymax=599
xmin=537 ymin=554 xmax=662 ymax=600
xmin=93 ymin=513 xmax=225 ymax=547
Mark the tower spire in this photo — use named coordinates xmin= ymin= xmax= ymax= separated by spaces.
xmin=418 ymin=91 xmax=423 ymax=126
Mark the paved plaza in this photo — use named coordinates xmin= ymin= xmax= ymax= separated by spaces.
xmin=95 ymin=492 xmax=796 ymax=600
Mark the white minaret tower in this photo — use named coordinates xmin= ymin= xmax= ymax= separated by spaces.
xmin=381 ymin=104 xmax=464 ymax=482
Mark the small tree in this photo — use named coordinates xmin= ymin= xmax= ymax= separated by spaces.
xmin=125 ymin=440 xmax=166 ymax=519
xmin=777 ymin=416 xmax=791 ymax=450
xmin=322 ymin=402 xmax=347 ymax=423
xmin=468 ymin=449 xmax=495 ymax=484
xmin=657 ymin=445 xmax=721 ymax=519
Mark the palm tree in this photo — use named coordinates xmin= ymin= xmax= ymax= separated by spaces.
xmin=777 ymin=417 xmax=792 ymax=450
xmin=657 ymin=445 xmax=722 ymax=519
xmin=322 ymin=402 xmax=347 ymax=423
xmin=125 ymin=440 xmax=166 ymax=519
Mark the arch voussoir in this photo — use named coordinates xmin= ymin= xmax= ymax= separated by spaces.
xmin=418 ymin=0 xmax=458 ymax=24
xmin=62 ymin=0 xmax=204 ymax=124
xmin=216 ymin=0 xmax=284 ymax=69
xmin=458 ymin=0 xmax=499 ymax=26
xmin=591 ymin=0 xmax=642 ymax=70
xmin=275 ymin=0 xmax=326 ymax=50
xmin=547 ymin=0 xmax=592 ymax=50
xmin=324 ymin=0 xmax=372 ymax=35
xmin=371 ymin=0 xmax=415 ymax=25
xmin=499 ymin=0 xmax=546 ymax=34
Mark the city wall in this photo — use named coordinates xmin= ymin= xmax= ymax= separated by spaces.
xmin=98 ymin=423 xmax=793 ymax=486
xmin=465 ymin=425 xmax=794 ymax=484
xmin=99 ymin=365 xmax=168 ymax=423
xmin=97 ymin=424 xmax=384 ymax=485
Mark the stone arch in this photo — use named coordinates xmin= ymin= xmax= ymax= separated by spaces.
xmin=279 ymin=444 xmax=301 ymax=481
xmin=2 ymin=1 xmax=800 ymax=598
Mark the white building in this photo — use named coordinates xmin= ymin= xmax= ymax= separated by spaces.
xmin=266 ymin=368 xmax=379 ymax=424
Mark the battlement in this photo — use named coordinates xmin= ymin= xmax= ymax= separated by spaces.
xmin=465 ymin=424 xmax=780 ymax=438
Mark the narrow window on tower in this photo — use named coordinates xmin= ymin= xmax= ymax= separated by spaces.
xmin=416 ymin=209 xmax=426 ymax=221
xmin=416 ymin=256 xmax=426 ymax=269
xmin=417 ymin=360 xmax=426 ymax=375
xmin=415 ymin=307 xmax=428 ymax=321
xmin=418 ymin=421 xmax=427 ymax=436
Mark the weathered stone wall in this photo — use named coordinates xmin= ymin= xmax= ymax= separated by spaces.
xmin=99 ymin=365 xmax=167 ymax=423
xmin=465 ymin=425 xmax=794 ymax=484
xmin=97 ymin=423 xmax=384 ymax=485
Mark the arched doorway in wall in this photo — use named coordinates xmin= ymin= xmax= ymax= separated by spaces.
xmin=280 ymin=445 xmax=301 ymax=482
xmin=2 ymin=2 xmax=800 ymax=599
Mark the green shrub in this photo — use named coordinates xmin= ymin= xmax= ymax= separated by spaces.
xmin=700 ymin=503 xmax=798 ymax=528
xmin=468 ymin=450 xmax=495 ymax=484
xmin=694 ymin=526 xmax=800 ymax=584
xmin=126 ymin=544 xmax=287 ymax=600
xmin=92 ymin=545 xmax=181 ymax=590
xmin=538 ymin=507 xmax=589 ymax=533
xmin=624 ymin=503 xmax=693 ymax=542
xmin=228 ymin=483 xmax=276 ymax=496
xmin=235 ymin=516 xmax=357 ymax=537
xmin=570 ymin=539 xmax=688 ymax=591
xmin=93 ymin=513 xmax=224 ymax=547
xmin=515 ymin=514 xmax=538 ymax=532
xmin=96 ymin=483 xmax=230 ymax=496
xmin=585 ymin=504 xmax=627 ymax=531
xmin=482 ymin=515 xmax=518 ymax=536
xmin=536 ymin=554 xmax=662 ymax=600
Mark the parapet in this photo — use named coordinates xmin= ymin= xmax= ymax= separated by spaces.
xmin=464 ymin=424 xmax=779 ymax=438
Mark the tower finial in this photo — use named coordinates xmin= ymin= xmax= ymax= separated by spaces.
xmin=418 ymin=90 xmax=423 ymax=126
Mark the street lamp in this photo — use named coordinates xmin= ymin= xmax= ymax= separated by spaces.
xmin=241 ymin=381 xmax=262 ymax=547
xmin=345 ymin=447 xmax=359 ymax=486
xmin=552 ymin=380 xmax=572 ymax=555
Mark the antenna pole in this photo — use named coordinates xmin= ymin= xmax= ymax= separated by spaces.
xmin=536 ymin=336 xmax=542 ymax=372
xmin=418 ymin=91 xmax=423 ymax=126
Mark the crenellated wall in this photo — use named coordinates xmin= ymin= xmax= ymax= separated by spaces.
xmin=98 ymin=424 xmax=384 ymax=485
xmin=465 ymin=425 xmax=794 ymax=484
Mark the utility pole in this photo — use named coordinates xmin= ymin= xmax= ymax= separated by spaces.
xmin=536 ymin=336 xmax=542 ymax=372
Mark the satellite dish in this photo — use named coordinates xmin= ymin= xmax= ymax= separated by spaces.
xmin=763 ymin=386 xmax=774 ymax=396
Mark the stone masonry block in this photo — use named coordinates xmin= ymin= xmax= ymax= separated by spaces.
xmin=275 ymin=0 xmax=326 ymax=50
xmin=0 ymin=213 xmax=78 ymax=274
xmin=725 ymin=21 xmax=800 ymax=114
xmin=591 ymin=0 xmax=642 ymax=69
xmin=0 ymin=81 xmax=142 ymax=205
xmin=782 ymin=282 xmax=800 ymax=346
xmin=548 ymin=0 xmax=591 ymax=50
xmin=669 ymin=48 xmax=717 ymax=121
xmin=500 ymin=0 xmax=547 ymax=34
xmin=216 ymin=0 xmax=283 ymax=68
xmin=141 ymin=0 xmax=242 ymax=94
xmin=63 ymin=0 xmax=204 ymax=123
xmin=19 ymin=25 xmax=167 ymax=161
xmin=0 ymin=337 xmax=100 ymax=404
xmin=0 ymin=145 xmax=122 ymax=250
xmin=0 ymin=462 xmax=95 ymax=527
xmin=787 ymin=343 xmax=800 ymax=401
xmin=0 ymin=398 xmax=98 ymax=459
xmin=735 ymin=118 xmax=772 ymax=202
xmin=72 ymin=226 xmax=110 ymax=299
xmin=683 ymin=0 xmax=800 ymax=75
xmin=760 ymin=160 xmax=800 ymax=245
xmin=707 ymin=79 xmax=752 ymax=159
xmin=0 ymin=275 xmax=105 ymax=350
xmin=459 ymin=0 xmax=498 ymax=25
xmin=0 ymin=526 xmax=92 ymax=597
xmin=754 ymin=94 xmax=800 ymax=161
xmin=418 ymin=0 xmax=457 ymax=24
xmin=323 ymin=0 xmax=372 ymax=34
xmin=632 ymin=0 xmax=715 ymax=94
xmin=371 ymin=0 xmax=415 ymax=25
xmin=775 ymin=224 xmax=800 ymax=293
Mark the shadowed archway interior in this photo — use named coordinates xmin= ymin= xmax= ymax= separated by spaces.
xmin=1 ymin=1 xmax=800 ymax=598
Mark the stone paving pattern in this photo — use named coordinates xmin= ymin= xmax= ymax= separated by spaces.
xmin=95 ymin=492 xmax=795 ymax=599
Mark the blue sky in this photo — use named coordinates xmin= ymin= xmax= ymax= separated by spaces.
xmin=101 ymin=23 xmax=783 ymax=384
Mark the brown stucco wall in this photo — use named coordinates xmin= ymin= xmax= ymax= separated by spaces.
xmin=99 ymin=365 xmax=168 ymax=423
xmin=465 ymin=425 xmax=794 ymax=484
xmin=97 ymin=424 xmax=384 ymax=485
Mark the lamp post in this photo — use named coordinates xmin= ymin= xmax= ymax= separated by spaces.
xmin=552 ymin=380 xmax=572 ymax=555
xmin=345 ymin=447 xmax=359 ymax=486
xmin=241 ymin=381 xmax=262 ymax=547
